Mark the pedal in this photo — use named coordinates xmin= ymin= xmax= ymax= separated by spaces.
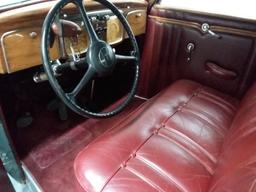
xmin=47 ymin=99 xmax=68 ymax=121
xmin=16 ymin=112 xmax=33 ymax=128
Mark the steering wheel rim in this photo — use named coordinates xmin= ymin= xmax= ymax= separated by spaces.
xmin=41 ymin=0 xmax=140 ymax=118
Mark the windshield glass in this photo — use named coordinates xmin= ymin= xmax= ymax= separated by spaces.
xmin=0 ymin=0 xmax=31 ymax=7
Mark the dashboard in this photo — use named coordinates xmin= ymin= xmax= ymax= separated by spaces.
xmin=0 ymin=0 xmax=148 ymax=74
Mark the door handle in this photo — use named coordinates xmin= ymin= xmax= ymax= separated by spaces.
xmin=205 ymin=62 xmax=237 ymax=80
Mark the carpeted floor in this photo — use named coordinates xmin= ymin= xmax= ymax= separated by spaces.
xmin=18 ymin=98 xmax=144 ymax=192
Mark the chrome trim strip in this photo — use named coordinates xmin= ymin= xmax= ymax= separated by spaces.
xmin=22 ymin=163 xmax=43 ymax=192
xmin=0 ymin=30 xmax=18 ymax=73
xmin=135 ymin=95 xmax=148 ymax=101
xmin=7 ymin=163 xmax=43 ymax=192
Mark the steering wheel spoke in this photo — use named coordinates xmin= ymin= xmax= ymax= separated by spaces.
xmin=116 ymin=54 xmax=137 ymax=63
xmin=67 ymin=65 xmax=96 ymax=99
xmin=75 ymin=0 xmax=99 ymax=43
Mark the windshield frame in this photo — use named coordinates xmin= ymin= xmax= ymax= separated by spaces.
xmin=0 ymin=0 xmax=55 ymax=13
xmin=0 ymin=0 xmax=31 ymax=8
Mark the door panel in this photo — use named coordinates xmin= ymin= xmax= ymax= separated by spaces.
xmin=138 ymin=6 xmax=256 ymax=98
xmin=176 ymin=27 xmax=252 ymax=94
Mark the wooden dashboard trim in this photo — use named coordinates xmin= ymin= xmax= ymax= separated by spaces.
xmin=0 ymin=0 xmax=147 ymax=28
xmin=127 ymin=9 xmax=147 ymax=36
xmin=0 ymin=0 xmax=148 ymax=74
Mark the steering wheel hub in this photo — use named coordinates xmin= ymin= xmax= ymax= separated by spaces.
xmin=87 ymin=41 xmax=116 ymax=75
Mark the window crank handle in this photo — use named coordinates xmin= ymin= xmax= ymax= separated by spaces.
xmin=208 ymin=29 xmax=221 ymax=39
xmin=201 ymin=23 xmax=221 ymax=39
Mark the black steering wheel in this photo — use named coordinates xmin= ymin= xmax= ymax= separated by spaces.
xmin=41 ymin=0 xmax=140 ymax=118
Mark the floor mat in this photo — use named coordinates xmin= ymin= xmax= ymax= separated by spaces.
xmin=30 ymin=125 xmax=92 ymax=169
xmin=21 ymin=98 xmax=144 ymax=192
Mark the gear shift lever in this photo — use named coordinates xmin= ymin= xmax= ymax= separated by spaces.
xmin=51 ymin=19 xmax=82 ymax=58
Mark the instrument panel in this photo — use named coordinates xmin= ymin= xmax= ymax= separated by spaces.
xmin=0 ymin=0 xmax=147 ymax=74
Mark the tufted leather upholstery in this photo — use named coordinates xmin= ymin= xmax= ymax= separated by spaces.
xmin=74 ymin=80 xmax=256 ymax=192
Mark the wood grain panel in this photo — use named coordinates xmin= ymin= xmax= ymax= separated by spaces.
xmin=1 ymin=28 xmax=59 ymax=73
xmin=64 ymin=16 xmax=123 ymax=56
xmin=0 ymin=53 xmax=5 ymax=73
xmin=107 ymin=16 xmax=123 ymax=44
xmin=0 ymin=18 xmax=124 ymax=74
xmin=64 ymin=30 xmax=89 ymax=56
xmin=0 ymin=0 xmax=148 ymax=31
xmin=0 ymin=1 xmax=148 ymax=74
xmin=127 ymin=9 xmax=147 ymax=36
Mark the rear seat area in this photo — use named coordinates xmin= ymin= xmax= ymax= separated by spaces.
xmin=74 ymin=80 xmax=256 ymax=192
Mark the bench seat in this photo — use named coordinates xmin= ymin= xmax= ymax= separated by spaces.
xmin=74 ymin=80 xmax=256 ymax=192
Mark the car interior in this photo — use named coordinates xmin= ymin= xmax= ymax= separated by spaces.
xmin=0 ymin=0 xmax=256 ymax=191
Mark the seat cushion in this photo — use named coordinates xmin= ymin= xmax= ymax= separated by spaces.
xmin=74 ymin=80 xmax=238 ymax=192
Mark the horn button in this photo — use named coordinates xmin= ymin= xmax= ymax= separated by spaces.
xmin=87 ymin=41 xmax=116 ymax=76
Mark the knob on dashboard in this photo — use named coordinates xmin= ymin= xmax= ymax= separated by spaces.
xmin=103 ymin=15 xmax=110 ymax=21
xmin=29 ymin=32 xmax=38 ymax=39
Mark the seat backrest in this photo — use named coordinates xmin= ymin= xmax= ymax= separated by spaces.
xmin=208 ymin=83 xmax=256 ymax=192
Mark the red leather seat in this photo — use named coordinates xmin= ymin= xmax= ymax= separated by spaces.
xmin=74 ymin=80 xmax=256 ymax=192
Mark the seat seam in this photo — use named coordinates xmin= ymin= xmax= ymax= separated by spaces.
xmin=126 ymin=166 xmax=166 ymax=192
xmin=227 ymin=121 xmax=256 ymax=150
xmin=249 ymin=178 xmax=256 ymax=192
xmin=197 ymin=94 xmax=235 ymax=116
xmin=180 ymin=108 xmax=226 ymax=137
xmin=183 ymin=106 xmax=228 ymax=133
xmin=162 ymin=126 xmax=217 ymax=163
xmin=136 ymin=155 xmax=188 ymax=192
xmin=157 ymin=131 xmax=215 ymax=175
xmin=100 ymin=166 xmax=122 ymax=192
xmin=200 ymin=90 xmax=237 ymax=112
xmin=237 ymin=155 xmax=256 ymax=169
